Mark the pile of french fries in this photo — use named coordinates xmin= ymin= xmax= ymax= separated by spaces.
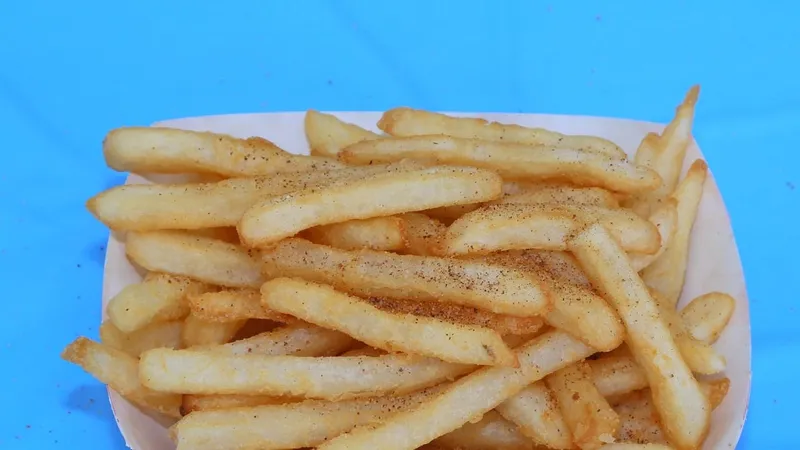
xmin=63 ymin=85 xmax=739 ymax=450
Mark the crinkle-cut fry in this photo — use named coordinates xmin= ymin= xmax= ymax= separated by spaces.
xmin=400 ymin=212 xmax=447 ymax=256
xmin=304 ymin=216 xmax=407 ymax=251
xmin=187 ymin=288 xmax=296 ymax=323
xmin=261 ymin=278 xmax=516 ymax=366
xmin=100 ymin=320 xmax=183 ymax=357
xmin=260 ymin=238 xmax=550 ymax=317
xmin=497 ymin=184 xmax=620 ymax=208
xmin=433 ymin=410 xmax=540 ymax=450
xmin=139 ymin=348 xmax=473 ymax=399
xmin=545 ymin=362 xmax=619 ymax=450
xmin=568 ymin=224 xmax=710 ymax=450
xmin=106 ymin=272 xmax=212 ymax=333
xmin=126 ymin=230 xmax=263 ymax=288
xmin=377 ymin=107 xmax=626 ymax=158
xmin=423 ymin=204 xmax=482 ymax=224
xmin=103 ymin=126 xmax=343 ymax=176
xmin=629 ymin=199 xmax=678 ymax=273
xmin=317 ymin=330 xmax=595 ymax=450
xmin=88 ymin=161 xmax=424 ymax=232
xmin=181 ymin=313 xmax=245 ymax=347
xmin=641 ymin=160 xmax=708 ymax=308
xmin=340 ymin=136 xmax=660 ymax=194
xmin=172 ymin=386 xmax=444 ymax=450
xmin=238 ymin=166 xmax=503 ymax=248
xmin=61 ymin=337 xmax=181 ymax=418
xmin=589 ymin=355 xmax=649 ymax=398
xmin=198 ymin=323 xmax=356 ymax=356
xmin=305 ymin=109 xmax=382 ymax=157
xmin=495 ymin=381 xmax=574 ymax=449
xmin=441 ymin=203 xmax=660 ymax=256
xmin=680 ymin=292 xmax=736 ymax=344
xmin=180 ymin=394 xmax=293 ymax=415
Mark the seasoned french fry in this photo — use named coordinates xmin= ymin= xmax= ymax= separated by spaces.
xmin=495 ymin=381 xmax=573 ymax=449
xmin=340 ymin=136 xmax=660 ymax=194
xmin=400 ymin=212 xmax=447 ymax=256
xmin=600 ymin=444 xmax=674 ymax=450
xmin=434 ymin=410 xmax=540 ymax=450
xmin=204 ymin=323 xmax=356 ymax=356
xmin=187 ymin=289 xmax=296 ymax=323
xmin=513 ymin=249 xmax=593 ymax=288
xmin=180 ymin=394 xmax=291 ymax=415
xmin=126 ymin=231 xmax=263 ymax=288
xmin=632 ymin=133 xmax=661 ymax=174
xmin=238 ymin=166 xmax=503 ymax=248
xmin=305 ymin=110 xmax=381 ymax=157
xmin=497 ymin=184 xmax=620 ymax=208
xmin=103 ymin=126 xmax=343 ymax=176
xmin=422 ymin=204 xmax=482 ymax=224
xmin=100 ymin=320 xmax=183 ymax=357
xmin=589 ymin=355 xmax=648 ymax=398
xmin=680 ymin=292 xmax=736 ymax=344
xmin=260 ymin=239 xmax=550 ymax=317
xmin=377 ymin=108 xmax=626 ymax=158
xmin=181 ymin=313 xmax=245 ymax=347
xmin=188 ymin=227 xmax=240 ymax=243
xmin=305 ymin=216 xmax=407 ymax=251
xmin=629 ymin=199 xmax=678 ymax=273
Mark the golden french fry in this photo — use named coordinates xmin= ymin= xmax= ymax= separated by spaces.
xmin=61 ymin=337 xmax=181 ymax=418
xmin=568 ymin=223 xmax=710 ymax=450
xmin=629 ymin=199 xmax=678 ymax=272
xmin=305 ymin=109 xmax=381 ymax=157
xmin=680 ymin=292 xmax=736 ymax=344
xmin=103 ymin=126 xmax=343 ymax=176
xmin=497 ymin=184 xmax=620 ymax=208
xmin=641 ymin=160 xmax=708 ymax=308
xmin=433 ymin=410 xmax=540 ymax=450
xmin=188 ymin=227 xmax=240 ymax=243
xmin=126 ymin=231 xmax=263 ymax=288
xmin=495 ymin=381 xmax=573 ymax=449
xmin=261 ymin=278 xmax=516 ymax=366
xmin=340 ymin=136 xmax=660 ymax=194
xmin=106 ymin=272 xmax=211 ymax=333
xmin=317 ymin=330 xmax=595 ymax=450
xmin=260 ymin=238 xmax=550 ymax=317
xmin=180 ymin=394 xmax=291 ymax=415
xmin=239 ymin=166 xmax=503 ymax=248
xmin=400 ymin=212 xmax=447 ymax=256
xmin=422 ymin=204 xmax=482 ymax=224
xmin=340 ymin=346 xmax=386 ymax=357
xmin=187 ymin=289 xmax=296 ymax=323
xmin=633 ymin=133 xmax=661 ymax=173
xmin=305 ymin=216 xmax=407 ymax=251
xmin=203 ymin=323 xmax=356 ymax=356
xmin=514 ymin=250 xmax=593 ymax=288
xmin=181 ymin=313 xmax=245 ymax=347
xmin=600 ymin=444 xmax=674 ymax=450
xmin=377 ymin=108 xmax=626 ymax=158
xmin=441 ymin=203 xmax=660 ymax=255
xmin=100 ymin=320 xmax=183 ymax=357
xmin=589 ymin=355 xmax=648 ymax=398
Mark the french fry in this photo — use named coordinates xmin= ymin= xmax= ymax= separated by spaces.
xmin=103 ymin=126 xmax=343 ymax=177
xmin=305 ymin=216 xmax=407 ymax=251
xmin=126 ymin=231 xmax=263 ymax=288
xmin=568 ymin=224 xmax=710 ymax=450
xmin=181 ymin=313 xmax=245 ymax=347
xmin=629 ymin=199 xmax=678 ymax=273
xmin=632 ymin=133 xmax=661 ymax=174
xmin=317 ymin=330 xmax=595 ymax=450
xmin=340 ymin=136 xmax=660 ymax=194
xmin=497 ymin=184 xmax=620 ymax=208
xmin=513 ymin=249 xmax=593 ymax=288
xmin=261 ymin=278 xmax=516 ymax=366
xmin=433 ymin=410 xmax=540 ymax=450
xmin=423 ymin=204 xmax=482 ymax=224
xmin=100 ymin=320 xmax=183 ymax=357
xmin=400 ymin=212 xmax=447 ymax=256
xmin=305 ymin=109 xmax=381 ymax=157
xmin=641 ymin=160 xmax=708 ymax=308
xmin=188 ymin=227 xmax=240 ymax=243
xmin=204 ymin=323 xmax=356 ymax=356
xmin=341 ymin=346 xmax=386 ymax=357
xmin=441 ymin=203 xmax=660 ymax=256
xmin=61 ymin=337 xmax=181 ymax=418
xmin=600 ymin=444 xmax=674 ymax=450
xmin=495 ymin=381 xmax=573 ymax=449
xmin=260 ymin=239 xmax=550 ymax=317
xmin=238 ymin=166 xmax=503 ymax=248
xmin=377 ymin=107 xmax=626 ymax=158
xmin=187 ymin=289 xmax=296 ymax=323
xmin=589 ymin=355 xmax=649 ymax=398
xmin=545 ymin=362 xmax=619 ymax=450
xmin=106 ymin=272 xmax=211 ymax=333
xmin=180 ymin=394 xmax=291 ymax=415
xmin=680 ymin=292 xmax=736 ymax=344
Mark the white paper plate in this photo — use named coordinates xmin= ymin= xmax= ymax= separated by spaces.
xmin=101 ymin=112 xmax=752 ymax=450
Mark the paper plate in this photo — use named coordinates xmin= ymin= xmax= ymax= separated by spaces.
xmin=100 ymin=112 xmax=752 ymax=450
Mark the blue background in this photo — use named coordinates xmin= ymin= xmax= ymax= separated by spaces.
xmin=1 ymin=1 xmax=797 ymax=448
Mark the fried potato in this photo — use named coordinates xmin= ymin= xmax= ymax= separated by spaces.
xmin=517 ymin=249 xmax=593 ymax=288
xmin=238 ymin=166 xmax=503 ymax=248
xmin=202 ymin=323 xmax=356 ymax=356
xmin=261 ymin=278 xmax=516 ymax=366
xmin=100 ymin=320 xmax=183 ymax=357
xmin=600 ymin=444 xmax=674 ymax=450
xmin=188 ymin=227 xmax=240 ymax=243
xmin=180 ymin=394 xmax=291 ymax=415
xmin=260 ymin=238 xmax=550 ymax=317
xmin=545 ymin=362 xmax=619 ymax=450
xmin=400 ymin=212 xmax=447 ymax=256
xmin=442 ymin=203 xmax=660 ymax=256
xmin=340 ymin=136 xmax=660 ymax=194
xmin=88 ymin=161 xmax=424 ymax=231
xmin=305 ymin=109 xmax=381 ymax=157
xmin=341 ymin=346 xmax=386 ymax=357
xmin=497 ymin=184 xmax=620 ymax=208
xmin=632 ymin=133 xmax=661 ymax=174
xmin=423 ymin=204 xmax=482 ymax=224
xmin=377 ymin=108 xmax=626 ymax=158
xmin=187 ymin=288 xmax=296 ymax=323
xmin=106 ymin=272 xmax=211 ymax=333
xmin=126 ymin=230 xmax=263 ymax=288
xmin=181 ymin=313 xmax=245 ymax=347
xmin=641 ymin=160 xmax=708 ymax=308
xmin=61 ymin=337 xmax=181 ymax=418
xmin=317 ymin=330 xmax=595 ymax=450
xmin=495 ymin=381 xmax=573 ymax=449
xmin=629 ymin=199 xmax=678 ymax=272
xmin=103 ymin=126 xmax=343 ymax=176
xmin=568 ymin=224 xmax=710 ymax=450
xmin=589 ymin=355 xmax=648 ymax=398
xmin=680 ymin=292 xmax=736 ymax=344
xmin=434 ymin=410 xmax=540 ymax=450
xmin=305 ymin=216 xmax=407 ymax=251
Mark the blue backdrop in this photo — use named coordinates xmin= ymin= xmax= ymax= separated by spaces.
xmin=1 ymin=1 xmax=796 ymax=448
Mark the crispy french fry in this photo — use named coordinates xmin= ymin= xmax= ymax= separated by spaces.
xmin=261 ymin=278 xmax=516 ymax=366
xmin=180 ymin=394 xmax=291 ymax=415
xmin=100 ymin=320 xmax=183 ymax=357
xmin=497 ymin=184 xmax=620 ymax=208
xmin=441 ymin=203 xmax=660 ymax=255
xmin=340 ymin=136 xmax=660 ymax=194
xmin=317 ymin=330 xmax=595 ymax=450
xmin=680 ymin=292 xmax=736 ymax=344
xmin=341 ymin=346 xmax=386 ymax=357
xmin=514 ymin=250 xmax=593 ymax=288
xmin=106 ymin=272 xmax=211 ymax=333
xmin=103 ymin=126 xmax=343 ymax=176
xmin=187 ymin=289 xmax=296 ymax=323
xmin=238 ymin=166 xmax=503 ymax=248
xmin=568 ymin=223 xmax=710 ymax=450
xmin=181 ymin=313 xmax=245 ymax=347
xmin=400 ymin=212 xmax=447 ymax=256
xmin=305 ymin=216 xmax=407 ymax=251
xmin=433 ymin=410 xmax=540 ymax=450
xmin=203 ymin=323 xmax=356 ymax=356
xmin=62 ymin=337 xmax=181 ymax=418
xmin=188 ymin=227 xmax=240 ymax=243
xmin=629 ymin=199 xmax=678 ymax=272
xmin=377 ymin=108 xmax=626 ymax=158
xmin=633 ymin=133 xmax=661 ymax=173
xmin=641 ymin=160 xmax=708 ymax=308
xmin=495 ymin=381 xmax=573 ymax=449
xmin=260 ymin=239 xmax=550 ymax=317
xmin=126 ymin=231 xmax=263 ymax=288
xmin=423 ymin=204 xmax=482 ymax=224
xmin=305 ymin=110 xmax=381 ymax=157
xmin=589 ymin=355 xmax=648 ymax=398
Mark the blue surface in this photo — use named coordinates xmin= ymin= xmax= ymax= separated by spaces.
xmin=0 ymin=1 xmax=796 ymax=448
